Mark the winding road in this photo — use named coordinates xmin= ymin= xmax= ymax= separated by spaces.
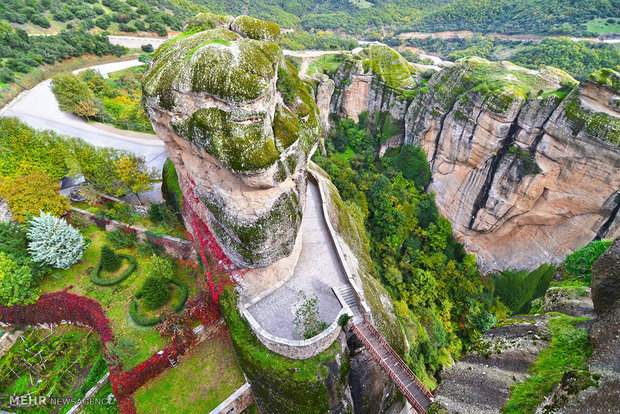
xmin=0 ymin=60 xmax=167 ymax=202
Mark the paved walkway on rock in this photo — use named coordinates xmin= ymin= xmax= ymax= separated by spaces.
xmin=0 ymin=59 xmax=166 ymax=202
xmin=247 ymin=181 xmax=348 ymax=340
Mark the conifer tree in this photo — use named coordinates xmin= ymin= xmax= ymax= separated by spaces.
xmin=100 ymin=245 xmax=122 ymax=272
xmin=27 ymin=213 xmax=86 ymax=269
xmin=141 ymin=275 xmax=169 ymax=310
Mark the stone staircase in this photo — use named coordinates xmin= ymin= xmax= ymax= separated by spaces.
xmin=332 ymin=285 xmax=361 ymax=321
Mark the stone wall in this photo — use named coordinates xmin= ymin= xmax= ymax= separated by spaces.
xmin=209 ymin=383 xmax=254 ymax=414
xmin=69 ymin=208 xmax=198 ymax=264
xmin=307 ymin=170 xmax=371 ymax=316
xmin=242 ymin=307 xmax=351 ymax=360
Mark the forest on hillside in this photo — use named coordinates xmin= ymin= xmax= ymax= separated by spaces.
xmin=2 ymin=0 xmax=618 ymax=37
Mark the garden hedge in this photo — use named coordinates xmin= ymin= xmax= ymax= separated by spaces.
xmin=90 ymin=254 xmax=137 ymax=286
xmin=129 ymin=279 xmax=189 ymax=327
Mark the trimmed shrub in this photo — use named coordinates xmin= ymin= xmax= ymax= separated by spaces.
xmin=90 ymin=254 xmax=136 ymax=286
xmin=145 ymin=254 xmax=174 ymax=279
xmin=129 ymin=279 xmax=188 ymax=326
xmin=140 ymin=275 xmax=169 ymax=310
xmin=107 ymin=227 xmax=137 ymax=249
xmin=100 ymin=245 xmax=122 ymax=272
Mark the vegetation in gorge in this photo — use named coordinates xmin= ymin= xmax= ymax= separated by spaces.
xmin=314 ymin=115 xmax=506 ymax=386
xmin=503 ymin=315 xmax=594 ymax=413
xmin=563 ymin=239 xmax=612 ymax=284
xmin=490 ymin=264 xmax=556 ymax=315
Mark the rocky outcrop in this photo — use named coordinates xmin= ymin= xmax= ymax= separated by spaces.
xmin=541 ymin=238 xmax=620 ymax=413
xmin=327 ymin=45 xmax=425 ymax=144
xmin=430 ymin=315 xmax=553 ymax=413
xmin=431 ymin=240 xmax=620 ymax=413
xmin=319 ymin=46 xmax=620 ymax=271
xmin=591 ymin=238 xmax=620 ymax=315
xmin=404 ymin=61 xmax=620 ymax=271
xmin=143 ymin=14 xmax=321 ymax=268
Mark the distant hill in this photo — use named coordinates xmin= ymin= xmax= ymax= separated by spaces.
xmin=3 ymin=0 xmax=618 ymax=37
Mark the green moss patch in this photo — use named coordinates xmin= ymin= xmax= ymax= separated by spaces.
xmin=202 ymin=190 xmax=301 ymax=266
xmin=273 ymin=104 xmax=301 ymax=150
xmin=161 ymin=159 xmax=183 ymax=215
xmin=361 ymin=44 xmax=418 ymax=90
xmin=172 ymin=107 xmax=280 ymax=172
xmin=585 ymin=68 xmax=620 ymax=93
xmin=562 ymin=93 xmax=620 ymax=145
xmin=185 ymin=13 xmax=233 ymax=33
xmin=143 ymin=29 xmax=277 ymax=104
xmin=232 ymin=15 xmax=281 ymax=42
xmin=424 ymin=58 xmax=576 ymax=115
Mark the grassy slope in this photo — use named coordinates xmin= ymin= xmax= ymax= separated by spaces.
xmin=503 ymin=314 xmax=592 ymax=413
xmin=585 ymin=18 xmax=620 ymax=35
xmin=133 ymin=331 xmax=245 ymax=413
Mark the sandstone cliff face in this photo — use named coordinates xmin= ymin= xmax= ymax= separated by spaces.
xmin=403 ymin=61 xmax=620 ymax=271
xmin=143 ymin=14 xmax=321 ymax=268
xmin=327 ymin=45 xmax=423 ymax=145
xmin=321 ymin=47 xmax=620 ymax=271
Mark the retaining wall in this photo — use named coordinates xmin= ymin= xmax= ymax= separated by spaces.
xmin=243 ymin=307 xmax=351 ymax=360
xmin=209 ymin=383 xmax=254 ymax=414
xmin=70 ymin=207 xmax=198 ymax=264
xmin=307 ymin=168 xmax=372 ymax=315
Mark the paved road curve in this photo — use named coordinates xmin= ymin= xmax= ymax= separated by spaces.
xmin=0 ymin=60 xmax=167 ymax=202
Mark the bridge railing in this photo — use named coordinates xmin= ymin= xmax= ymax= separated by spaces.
xmin=351 ymin=323 xmax=426 ymax=414
xmin=361 ymin=317 xmax=434 ymax=399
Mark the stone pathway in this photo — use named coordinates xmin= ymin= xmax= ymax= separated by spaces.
xmin=247 ymin=181 xmax=348 ymax=339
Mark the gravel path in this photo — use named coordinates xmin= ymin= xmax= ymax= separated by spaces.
xmin=247 ymin=181 xmax=347 ymax=339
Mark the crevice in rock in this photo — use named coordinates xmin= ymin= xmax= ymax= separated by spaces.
xmin=528 ymin=107 xmax=558 ymax=154
xmin=468 ymin=108 xmax=523 ymax=230
xmin=594 ymin=192 xmax=620 ymax=241
xmin=468 ymin=108 xmax=484 ymax=142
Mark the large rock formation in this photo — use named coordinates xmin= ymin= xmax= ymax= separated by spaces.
xmin=319 ymin=49 xmax=620 ymax=272
xmin=143 ymin=14 xmax=321 ymax=268
xmin=327 ymin=44 xmax=423 ymax=147
xmin=404 ymin=62 xmax=620 ymax=271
